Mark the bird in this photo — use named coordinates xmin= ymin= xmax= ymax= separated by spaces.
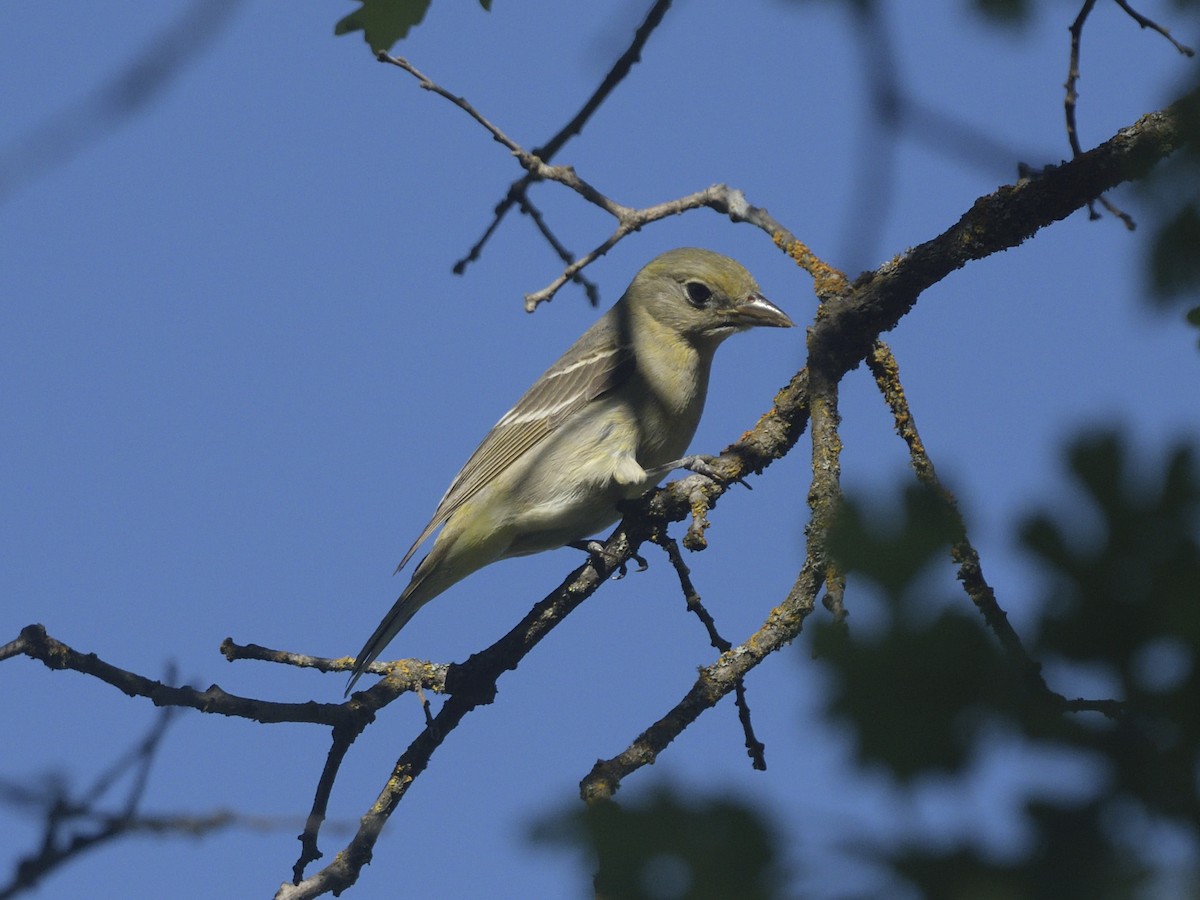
xmin=346 ymin=247 xmax=793 ymax=693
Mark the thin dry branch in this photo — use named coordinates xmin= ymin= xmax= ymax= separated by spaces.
xmin=7 ymin=625 xmax=352 ymax=727
xmin=574 ymin=91 xmax=1195 ymax=802
xmin=1065 ymin=0 xmax=1193 ymax=227
xmin=0 ymin=701 xmax=315 ymax=900
xmin=454 ymin=0 xmax=675 ymax=277
xmin=8 ymin=84 xmax=1193 ymax=900
xmin=866 ymin=341 xmax=1123 ymax=719
xmin=657 ymin=534 xmax=766 ymax=770
xmin=374 ymin=51 xmax=829 ymax=310
xmin=0 ymin=0 xmax=243 ymax=206
xmin=1113 ymin=0 xmax=1195 ymax=57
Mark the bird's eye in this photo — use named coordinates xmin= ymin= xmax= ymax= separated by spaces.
xmin=684 ymin=281 xmax=713 ymax=308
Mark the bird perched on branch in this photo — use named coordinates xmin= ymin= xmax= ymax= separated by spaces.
xmin=347 ymin=247 xmax=793 ymax=693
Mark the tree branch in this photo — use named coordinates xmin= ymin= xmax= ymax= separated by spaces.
xmin=8 ymin=84 xmax=1193 ymax=898
xmin=576 ymin=88 xmax=1195 ymax=802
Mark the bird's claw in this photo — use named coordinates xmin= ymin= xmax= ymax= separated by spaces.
xmin=678 ymin=455 xmax=752 ymax=490
xmin=569 ymin=541 xmax=648 ymax=579
xmin=613 ymin=550 xmax=649 ymax=580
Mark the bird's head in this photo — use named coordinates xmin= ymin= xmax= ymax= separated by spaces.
xmin=627 ymin=247 xmax=794 ymax=344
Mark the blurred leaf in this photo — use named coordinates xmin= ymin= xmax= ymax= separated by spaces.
xmin=814 ymin=608 xmax=1014 ymax=780
xmin=335 ymin=0 xmax=433 ymax=52
xmin=1137 ymin=81 xmax=1200 ymax=308
xmin=1150 ymin=201 xmax=1200 ymax=300
xmin=971 ymin=0 xmax=1030 ymax=25
xmin=1020 ymin=432 xmax=1200 ymax=819
xmin=829 ymin=484 xmax=960 ymax=599
xmin=826 ymin=433 xmax=1200 ymax=798
xmin=530 ymin=787 xmax=784 ymax=900
xmin=888 ymin=799 xmax=1147 ymax=899
xmin=820 ymin=483 xmax=1023 ymax=780
xmin=1021 ymin=433 xmax=1200 ymax=666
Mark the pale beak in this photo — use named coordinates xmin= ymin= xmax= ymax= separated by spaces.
xmin=730 ymin=292 xmax=794 ymax=329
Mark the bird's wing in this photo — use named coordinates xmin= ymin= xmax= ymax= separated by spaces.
xmin=395 ymin=328 xmax=634 ymax=573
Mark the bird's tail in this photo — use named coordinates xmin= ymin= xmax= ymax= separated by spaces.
xmin=345 ymin=522 xmax=490 ymax=695
xmin=344 ymin=581 xmax=425 ymax=696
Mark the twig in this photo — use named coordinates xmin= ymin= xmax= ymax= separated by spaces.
xmin=0 ymin=701 xmax=313 ymax=900
xmin=657 ymin=534 xmax=766 ymax=770
xmin=516 ymin=195 xmax=601 ymax=305
xmin=0 ymin=0 xmax=243 ymax=206
xmin=866 ymin=340 xmax=1123 ymax=719
xmin=867 ymin=342 xmax=1036 ymax=670
xmin=221 ymin=637 xmax=449 ymax=693
xmin=376 ymin=53 xmax=529 ymax=160
xmin=1114 ymin=0 xmax=1195 ymax=57
xmin=453 ymin=0 xmax=675 ymax=277
xmin=1065 ymin=0 xmax=1192 ymax=230
xmin=523 ymin=184 xmax=828 ymax=310
xmin=8 ymin=625 xmax=353 ymax=727
xmin=375 ymin=49 xmax=822 ymax=310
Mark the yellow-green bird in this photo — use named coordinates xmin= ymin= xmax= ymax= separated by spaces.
xmin=347 ymin=248 xmax=793 ymax=692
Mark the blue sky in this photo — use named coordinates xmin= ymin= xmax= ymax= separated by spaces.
xmin=3 ymin=1 xmax=1198 ymax=897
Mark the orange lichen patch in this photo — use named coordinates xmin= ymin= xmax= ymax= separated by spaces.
xmin=773 ymin=232 xmax=850 ymax=298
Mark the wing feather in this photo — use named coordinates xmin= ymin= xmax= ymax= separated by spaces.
xmin=395 ymin=316 xmax=634 ymax=572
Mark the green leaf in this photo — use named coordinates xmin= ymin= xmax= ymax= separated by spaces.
xmin=1020 ymin=432 xmax=1200 ymax=817
xmin=1188 ymin=304 xmax=1200 ymax=350
xmin=1150 ymin=202 xmax=1200 ymax=299
xmin=814 ymin=609 xmax=1013 ymax=780
xmin=889 ymin=800 xmax=1148 ymax=898
xmin=334 ymin=0 xmax=492 ymax=52
xmin=531 ymin=787 xmax=784 ymax=900
xmin=335 ymin=0 xmax=433 ymax=53
xmin=971 ymin=0 xmax=1030 ymax=25
xmin=828 ymin=484 xmax=960 ymax=600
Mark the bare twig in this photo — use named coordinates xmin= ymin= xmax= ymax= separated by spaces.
xmin=1114 ymin=0 xmax=1195 ymax=57
xmin=454 ymin=0 xmax=675 ymax=277
xmin=1065 ymin=0 xmax=1192 ymax=230
xmin=516 ymin=195 xmax=602 ymax=305
xmin=375 ymin=50 xmax=822 ymax=309
xmin=1067 ymin=1 xmax=1135 ymax=227
xmin=9 ymin=90 xmax=1193 ymax=896
xmin=866 ymin=340 xmax=1124 ymax=719
xmin=523 ymin=184 xmax=829 ymax=310
xmin=867 ymin=341 xmax=1036 ymax=670
xmin=0 ymin=701 xmax=315 ymax=900
xmin=658 ymin=534 xmax=766 ymax=770
xmin=220 ymin=637 xmax=449 ymax=693
xmin=9 ymin=625 xmax=352 ymax=727
xmin=376 ymin=53 xmax=530 ymax=160
xmin=0 ymin=0 xmax=244 ymax=206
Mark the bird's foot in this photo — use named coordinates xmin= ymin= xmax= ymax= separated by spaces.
xmin=671 ymin=455 xmax=752 ymax=490
xmin=568 ymin=541 xmax=648 ymax=579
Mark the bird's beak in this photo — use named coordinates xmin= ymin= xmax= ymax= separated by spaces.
xmin=730 ymin=292 xmax=794 ymax=329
